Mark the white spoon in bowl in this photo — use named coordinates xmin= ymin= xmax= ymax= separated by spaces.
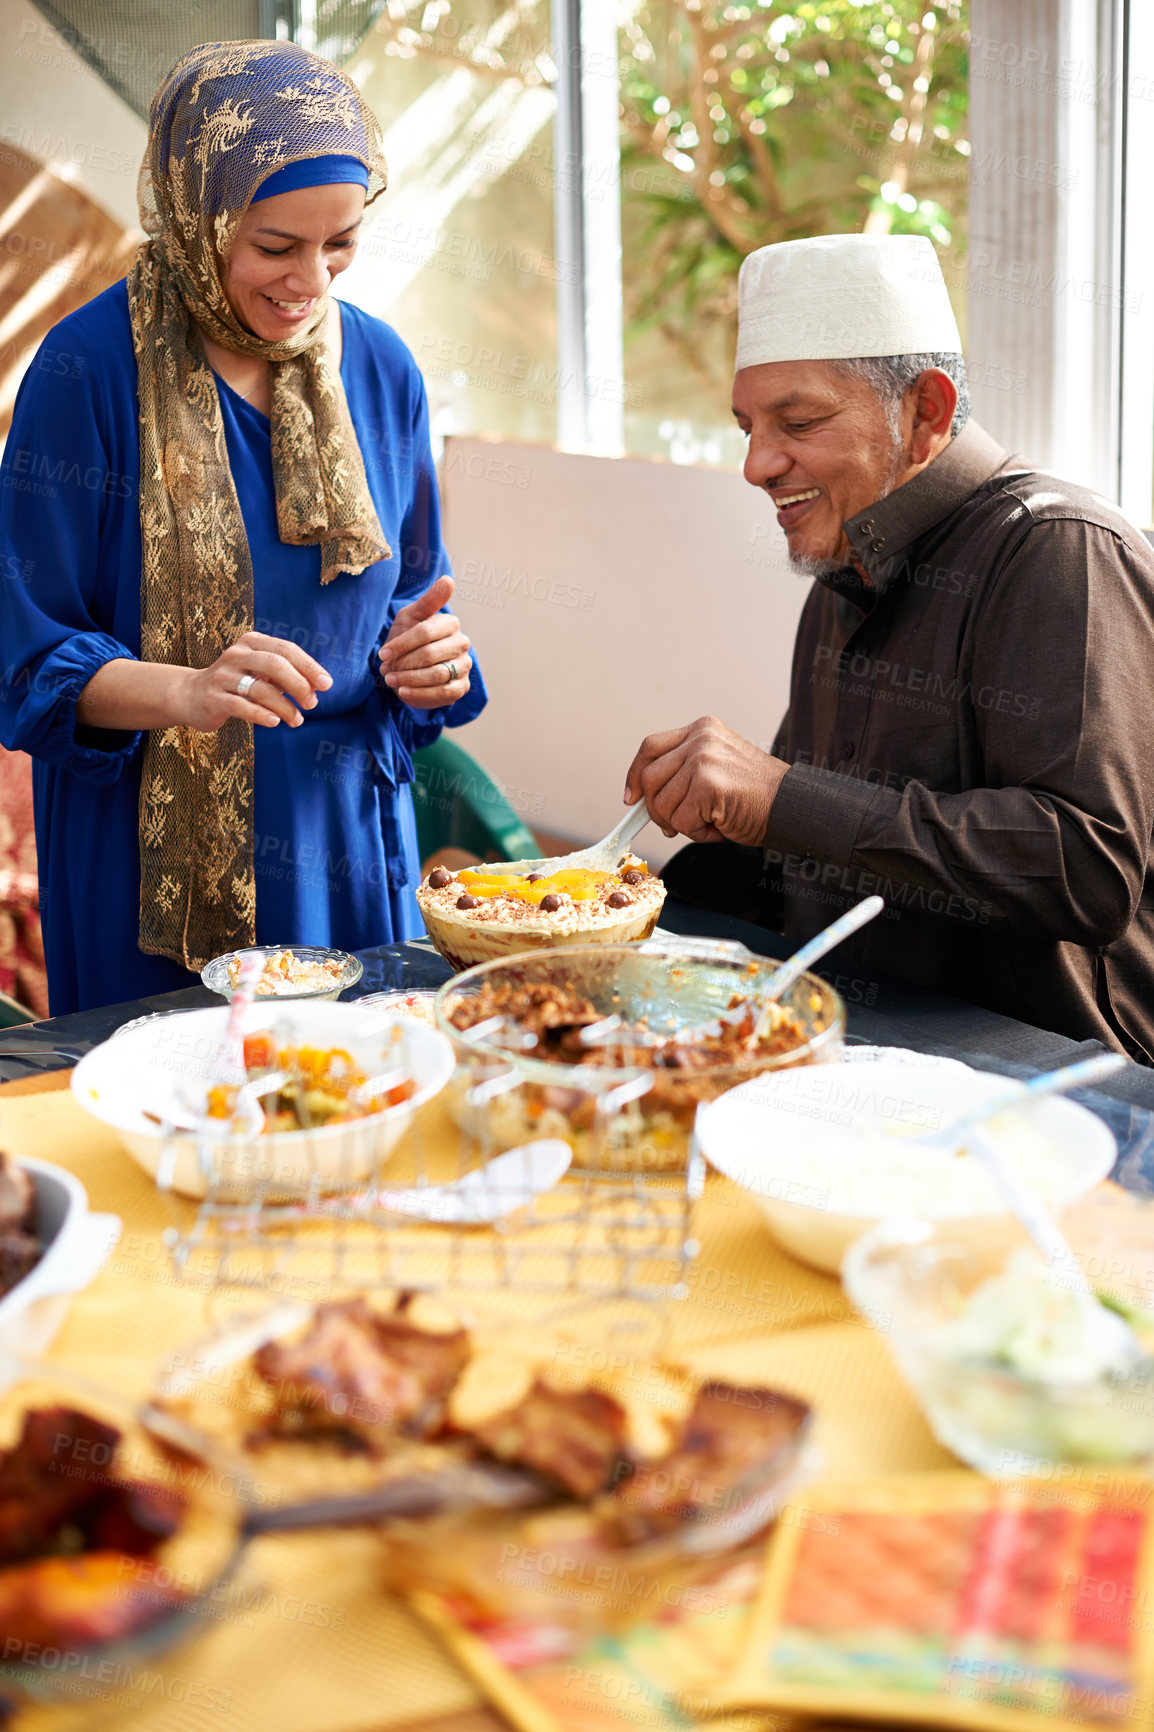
xmin=914 ymin=1052 xmax=1140 ymax=1371
xmin=745 ymin=895 xmax=886 ymax=1048
xmin=579 ymin=895 xmax=887 ymax=1056
xmin=913 ymin=1053 xmax=1126 ymax=1293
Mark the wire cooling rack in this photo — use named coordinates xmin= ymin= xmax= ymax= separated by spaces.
xmin=156 ymin=1052 xmax=703 ymax=1307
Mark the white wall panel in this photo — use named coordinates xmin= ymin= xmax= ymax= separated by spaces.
xmin=440 ymin=437 xmax=809 ymax=864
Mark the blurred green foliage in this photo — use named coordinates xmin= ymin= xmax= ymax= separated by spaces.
xmin=618 ymin=1 xmax=969 ymax=380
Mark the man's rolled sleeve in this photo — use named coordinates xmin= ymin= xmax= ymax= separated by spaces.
xmin=763 ymin=761 xmax=889 ymax=869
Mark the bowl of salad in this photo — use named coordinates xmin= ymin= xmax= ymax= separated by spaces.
xmin=202 ymin=945 xmax=363 ymax=1002
xmin=843 ymin=1215 xmax=1154 ymax=1474
xmin=71 ymin=1001 xmax=454 ymax=1198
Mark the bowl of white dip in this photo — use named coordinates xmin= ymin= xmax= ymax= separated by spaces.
xmin=695 ymin=1057 xmax=1116 ymax=1274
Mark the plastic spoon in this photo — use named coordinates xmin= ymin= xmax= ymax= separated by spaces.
xmin=213 ymin=950 xmax=262 ymax=1085
xmin=375 ymin=1138 xmax=573 ymax=1223
xmin=478 ymin=800 xmax=653 ymax=876
xmin=915 ymin=1052 xmax=1127 ymax=1157
xmin=144 ymin=1070 xmax=290 ymax=1135
xmin=966 ymin=1121 xmax=1142 ymax=1372
xmin=912 ymin=1052 xmax=1127 ymax=1297
xmin=916 ymin=1052 xmax=1139 ymax=1368
xmin=577 ymin=898 xmax=887 ymax=1058
xmin=745 ymin=895 xmax=886 ymax=1048
xmin=247 ymin=1139 xmax=573 ymax=1227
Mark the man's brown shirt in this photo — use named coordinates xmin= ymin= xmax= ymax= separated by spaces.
xmin=765 ymin=418 xmax=1154 ymax=1060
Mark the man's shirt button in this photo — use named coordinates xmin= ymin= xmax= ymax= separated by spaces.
xmin=871 ymin=538 xmax=886 ymax=552
xmin=859 ymin=520 xmax=875 ymax=535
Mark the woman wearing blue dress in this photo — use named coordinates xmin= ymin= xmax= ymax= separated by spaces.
xmin=0 ymin=41 xmax=486 ymax=1015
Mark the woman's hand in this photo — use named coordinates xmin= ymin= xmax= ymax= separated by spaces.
xmin=181 ymin=631 xmax=332 ymax=731
xmin=379 ymin=574 xmax=472 ymax=709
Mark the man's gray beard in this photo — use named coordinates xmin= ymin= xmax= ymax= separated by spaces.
xmin=787 ymin=435 xmax=904 ymax=579
xmin=788 ymin=550 xmax=853 ymax=578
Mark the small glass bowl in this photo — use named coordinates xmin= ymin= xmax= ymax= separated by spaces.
xmin=435 ymin=941 xmax=845 ymax=1173
xmin=201 ymin=945 xmax=363 ymax=1003
xmin=843 ymin=1215 xmax=1154 ymax=1475
xmin=355 ymin=989 xmax=439 ymax=1027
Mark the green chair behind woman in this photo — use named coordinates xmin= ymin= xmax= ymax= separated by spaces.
xmin=0 ymin=988 xmax=34 ymax=1029
xmin=411 ymin=737 xmax=538 ymax=867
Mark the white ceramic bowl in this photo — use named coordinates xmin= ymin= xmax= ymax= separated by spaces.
xmin=0 ymin=1159 xmax=120 ymax=1362
xmin=695 ymin=1058 xmax=1117 ymax=1275
xmin=71 ymin=1001 xmax=455 ymax=1199
xmin=201 ymin=945 xmax=363 ymax=1002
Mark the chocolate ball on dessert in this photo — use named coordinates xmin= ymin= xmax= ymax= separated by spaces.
xmin=539 ymin=893 xmax=563 ymax=912
xmin=621 ymin=869 xmax=644 ymax=886
xmin=526 ymin=873 xmax=545 ymax=883
xmin=427 ymin=867 xmax=452 ymax=889
xmin=606 ymin=890 xmax=631 ymax=909
xmin=456 ymin=893 xmax=479 ymax=910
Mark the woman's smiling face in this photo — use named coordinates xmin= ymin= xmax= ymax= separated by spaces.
xmin=223 ymin=182 xmax=366 ymax=340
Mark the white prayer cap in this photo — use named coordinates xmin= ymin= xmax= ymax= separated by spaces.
xmin=735 ymin=233 xmax=962 ymax=371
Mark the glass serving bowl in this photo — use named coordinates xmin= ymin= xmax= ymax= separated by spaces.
xmin=201 ymin=945 xmax=363 ymax=1003
xmin=435 ymin=941 xmax=845 ymax=1173
xmin=843 ymin=1215 xmax=1154 ymax=1475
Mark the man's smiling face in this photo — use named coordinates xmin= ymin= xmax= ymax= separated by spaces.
xmin=732 ymin=360 xmax=904 ymax=573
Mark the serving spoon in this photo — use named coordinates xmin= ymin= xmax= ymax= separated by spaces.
xmin=144 ymin=1069 xmax=291 ymax=1136
xmin=911 ymin=1051 xmax=1143 ymax=1368
xmin=913 ymin=1051 xmax=1127 ymax=1289
xmin=745 ymin=895 xmax=886 ymax=1048
xmin=477 ymin=799 xmax=654 ymax=877
xmin=914 ymin=1052 xmax=1127 ymax=1159
xmin=575 ymin=896 xmax=888 ymax=1057
xmin=228 ymin=1139 xmax=574 ymax=1228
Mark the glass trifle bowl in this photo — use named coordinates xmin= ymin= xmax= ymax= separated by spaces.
xmin=843 ymin=1214 xmax=1154 ymax=1475
xmin=435 ymin=941 xmax=846 ymax=1173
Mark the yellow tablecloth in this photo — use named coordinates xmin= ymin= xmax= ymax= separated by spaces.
xmin=0 ymin=1083 xmax=1141 ymax=1732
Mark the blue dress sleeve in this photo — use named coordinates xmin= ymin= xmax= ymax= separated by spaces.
xmin=0 ymin=340 xmax=141 ymax=782
xmin=375 ymin=371 xmax=488 ymax=753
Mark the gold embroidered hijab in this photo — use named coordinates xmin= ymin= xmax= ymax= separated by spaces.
xmin=127 ymin=40 xmax=390 ymax=971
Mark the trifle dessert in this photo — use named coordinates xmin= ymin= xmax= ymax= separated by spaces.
xmin=415 ymin=855 xmax=666 ymax=971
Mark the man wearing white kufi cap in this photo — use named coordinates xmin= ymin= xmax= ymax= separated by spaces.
xmin=736 ymin=231 xmax=965 ymax=370
xmin=625 ymin=233 xmax=1154 ymax=1059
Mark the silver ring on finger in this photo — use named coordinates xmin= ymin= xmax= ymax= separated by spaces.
xmin=441 ymin=661 xmax=458 ymax=685
xmin=236 ymin=673 xmax=257 ymax=698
